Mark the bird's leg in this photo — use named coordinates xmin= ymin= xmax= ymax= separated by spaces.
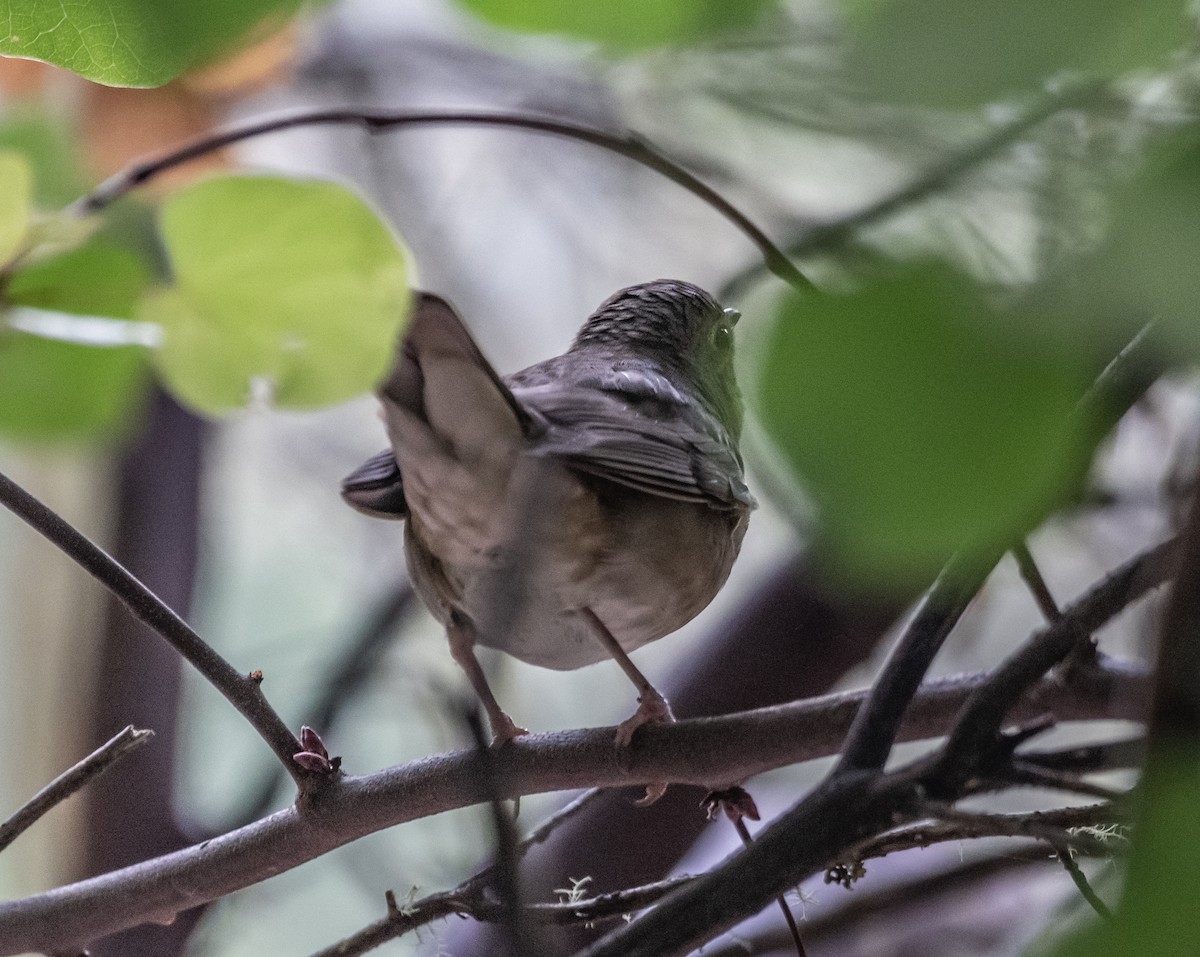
xmin=580 ymin=608 xmax=675 ymax=748
xmin=447 ymin=614 xmax=528 ymax=746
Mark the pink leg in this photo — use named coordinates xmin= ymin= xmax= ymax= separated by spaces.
xmin=447 ymin=614 xmax=528 ymax=746
xmin=580 ymin=608 xmax=675 ymax=748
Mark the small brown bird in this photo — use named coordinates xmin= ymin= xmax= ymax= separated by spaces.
xmin=342 ymin=280 xmax=754 ymax=748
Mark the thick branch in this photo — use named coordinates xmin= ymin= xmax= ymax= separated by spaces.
xmin=0 ymin=727 xmax=153 ymax=855
xmin=74 ymin=110 xmax=811 ymax=292
xmin=0 ymin=470 xmax=306 ymax=785
xmin=0 ymin=656 xmax=1146 ymax=955
xmin=835 ymin=549 xmax=999 ymax=774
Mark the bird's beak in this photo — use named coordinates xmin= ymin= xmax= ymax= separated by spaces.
xmin=723 ymin=307 xmax=741 ymax=325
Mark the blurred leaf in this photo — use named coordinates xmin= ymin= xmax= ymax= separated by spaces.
xmin=459 ymin=0 xmax=772 ymax=49
xmin=6 ymin=239 xmax=148 ymax=319
xmin=755 ymin=263 xmax=1090 ymax=587
xmin=843 ymin=0 xmax=1192 ymax=106
xmin=0 ymin=0 xmax=309 ymax=88
xmin=0 ymin=150 xmax=33 ymax=264
xmin=143 ymin=175 xmax=411 ymax=415
xmin=0 ymin=116 xmax=86 ymax=206
xmin=1094 ymin=130 xmax=1200 ymax=350
xmin=1050 ymin=757 xmax=1200 ymax=956
xmin=0 ymin=331 xmax=145 ymax=440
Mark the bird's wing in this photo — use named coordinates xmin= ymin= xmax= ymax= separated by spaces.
xmin=511 ymin=365 xmax=755 ymax=510
xmin=342 ymin=447 xmax=408 ymax=518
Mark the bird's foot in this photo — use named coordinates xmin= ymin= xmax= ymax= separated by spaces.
xmin=614 ymin=687 xmax=675 ymax=748
xmin=489 ymin=710 xmax=529 ymax=747
xmin=614 ymin=688 xmax=675 ymax=806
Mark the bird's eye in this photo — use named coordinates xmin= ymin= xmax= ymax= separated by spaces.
xmin=711 ymin=323 xmax=733 ymax=349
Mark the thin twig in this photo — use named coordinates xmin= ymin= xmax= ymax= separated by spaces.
xmin=73 ymin=109 xmax=811 ymax=292
xmin=721 ymin=79 xmax=1106 ymax=297
xmin=847 ymin=803 xmax=1127 ymax=866
xmin=310 ymin=788 xmax=621 ymax=957
xmin=462 ymin=704 xmax=535 ymax=956
xmin=1019 ymin=736 xmax=1146 ymax=774
xmin=732 ymin=818 xmax=807 ymax=957
xmin=1004 ymin=761 xmax=1131 ymax=803
xmin=0 ymin=470 xmax=307 ymax=786
xmin=229 ymin=583 xmax=415 ymax=827
xmin=1049 ymin=840 xmax=1115 ymax=921
xmin=1013 ymin=540 xmax=1063 ymax=621
xmin=0 ymin=726 xmax=153 ymax=855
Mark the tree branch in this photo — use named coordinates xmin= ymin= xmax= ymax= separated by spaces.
xmin=0 ymin=726 xmax=153 ymax=855
xmin=846 ymin=803 xmax=1127 ymax=867
xmin=73 ymin=110 xmax=812 ymax=292
xmin=0 ymin=652 xmax=1148 ymax=955
xmin=0 ymin=469 xmax=306 ymax=787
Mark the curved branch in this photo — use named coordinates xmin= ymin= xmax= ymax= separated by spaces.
xmin=73 ymin=109 xmax=813 ymax=292
xmin=0 ymin=657 xmax=1147 ymax=955
xmin=0 ymin=470 xmax=305 ymax=785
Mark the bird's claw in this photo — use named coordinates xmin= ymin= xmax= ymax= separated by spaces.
xmin=615 ymin=689 xmax=675 ymax=805
xmin=489 ymin=711 xmax=529 ymax=747
xmin=614 ymin=688 xmax=675 ymax=748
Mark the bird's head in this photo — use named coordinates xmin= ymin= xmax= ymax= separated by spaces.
xmin=570 ymin=279 xmax=744 ymax=439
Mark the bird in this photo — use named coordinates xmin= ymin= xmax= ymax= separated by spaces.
xmin=342 ymin=279 xmax=754 ymax=751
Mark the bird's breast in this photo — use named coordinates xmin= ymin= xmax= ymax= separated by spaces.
xmin=406 ymin=469 xmax=748 ymax=671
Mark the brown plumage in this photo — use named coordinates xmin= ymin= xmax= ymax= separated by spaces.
xmin=343 ymin=280 xmax=754 ymax=749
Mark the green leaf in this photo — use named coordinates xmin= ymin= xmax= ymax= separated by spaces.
xmin=842 ymin=0 xmax=1192 ymax=106
xmin=6 ymin=239 xmax=148 ymax=319
xmin=0 ymin=116 xmax=86 ymax=207
xmin=0 ymin=150 xmax=33 ymax=265
xmin=458 ymin=0 xmax=772 ymax=50
xmin=0 ymin=0 xmax=309 ymax=88
xmin=755 ymin=263 xmax=1090 ymax=588
xmin=0 ymin=331 xmax=145 ymax=440
xmin=143 ymin=175 xmax=411 ymax=415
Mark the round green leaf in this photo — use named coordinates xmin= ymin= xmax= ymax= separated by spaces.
xmin=755 ymin=264 xmax=1090 ymax=588
xmin=0 ymin=0 xmax=309 ymax=88
xmin=459 ymin=0 xmax=772 ymax=50
xmin=843 ymin=0 xmax=1192 ymax=106
xmin=0 ymin=330 xmax=146 ymax=440
xmin=144 ymin=175 xmax=411 ymax=415
xmin=0 ymin=151 xmax=32 ymax=265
